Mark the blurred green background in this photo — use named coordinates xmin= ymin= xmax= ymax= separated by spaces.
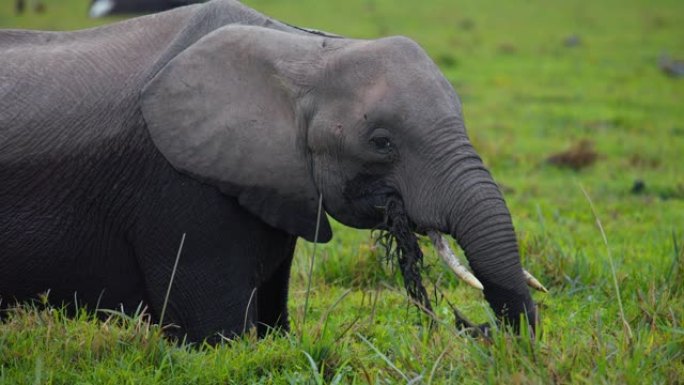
xmin=1 ymin=0 xmax=683 ymax=383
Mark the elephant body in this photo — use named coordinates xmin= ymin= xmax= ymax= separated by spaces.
xmin=0 ymin=0 xmax=536 ymax=342
xmin=1 ymin=1 xmax=307 ymax=341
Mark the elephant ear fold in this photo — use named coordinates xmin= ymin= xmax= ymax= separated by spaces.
xmin=140 ymin=25 xmax=331 ymax=243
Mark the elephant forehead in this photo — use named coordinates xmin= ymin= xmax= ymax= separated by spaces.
xmin=367 ymin=77 xmax=454 ymax=123
xmin=360 ymin=77 xmax=390 ymax=107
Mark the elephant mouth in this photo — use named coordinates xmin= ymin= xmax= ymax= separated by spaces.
xmin=338 ymin=173 xmax=399 ymax=229
xmin=343 ymin=173 xmax=396 ymax=207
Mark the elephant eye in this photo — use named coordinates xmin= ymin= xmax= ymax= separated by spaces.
xmin=370 ymin=136 xmax=392 ymax=153
xmin=371 ymin=136 xmax=392 ymax=154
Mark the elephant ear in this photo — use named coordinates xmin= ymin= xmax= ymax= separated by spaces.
xmin=140 ymin=25 xmax=331 ymax=243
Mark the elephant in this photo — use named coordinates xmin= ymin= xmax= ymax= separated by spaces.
xmin=0 ymin=0 xmax=540 ymax=343
xmin=89 ymin=0 xmax=204 ymax=18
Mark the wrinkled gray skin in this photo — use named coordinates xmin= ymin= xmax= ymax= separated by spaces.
xmin=0 ymin=0 xmax=535 ymax=342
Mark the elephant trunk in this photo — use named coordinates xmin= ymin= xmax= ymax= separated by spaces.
xmin=438 ymin=144 xmax=536 ymax=330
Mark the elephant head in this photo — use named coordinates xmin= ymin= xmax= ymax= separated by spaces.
xmin=141 ymin=25 xmax=540 ymax=330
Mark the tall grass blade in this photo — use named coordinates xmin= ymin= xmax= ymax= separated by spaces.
xmin=357 ymin=333 xmax=410 ymax=382
xmin=159 ymin=232 xmax=186 ymax=327
xmin=427 ymin=347 xmax=449 ymax=385
xmin=302 ymin=194 xmax=324 ymax=341
xmin=243 ymin=287 xmax=258 ymax=334
xmin=579 ymin=185 xmax=633 ymax=341
xmin=32 ymin=356 xmax=43 ymax=385
xmin=667 ymin=231 xmax=683 ymax=294
xmin=302 ymin=351 xmax=324 ymax=385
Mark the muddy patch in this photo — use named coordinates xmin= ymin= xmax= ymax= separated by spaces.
xmin=547 ymin=139 xmax=598 ymax=171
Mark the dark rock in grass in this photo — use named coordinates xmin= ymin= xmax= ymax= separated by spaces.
xmin=547 ymin=139 xmax=598 ymax=171
xmin=631 ymin=179 xmax=646 ymax=194
xmin=563 ymin=35 xmax=582 ymax=47
xmin=659 ymin=54 xmax=684 ymax=78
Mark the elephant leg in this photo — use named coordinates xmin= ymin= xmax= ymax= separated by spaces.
xmin=136 ymin=233 xmax=261 ymax=343
xmin=131 ymin=190 xmax=268 ymax=342
xmin=257 ymin=243 xmax=296 ymax=337
xmin=131 ymin=166 xmax=303 ymax=342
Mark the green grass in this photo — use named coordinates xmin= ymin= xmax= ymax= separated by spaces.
xmin=2 ymin=0 xmax=683 ymax=383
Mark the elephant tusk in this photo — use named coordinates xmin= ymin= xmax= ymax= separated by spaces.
xmin=522 ymin=269 xmax=549 ymax=293
xmin=426 ymin=230 xmax=484 ymax=290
